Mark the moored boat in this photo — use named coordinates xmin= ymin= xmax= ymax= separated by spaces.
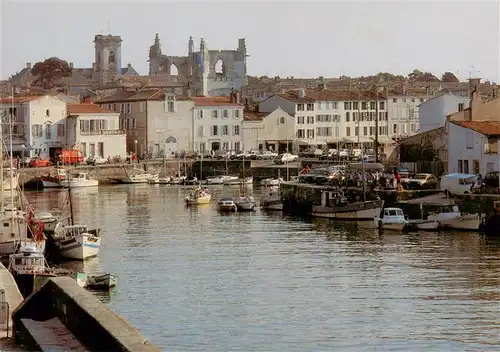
xmin=260 ymin=186 xmax=283 ymax=210
xmin=260 ymin=177 xmax=284 ymax=187
xmin=427 ymin=204 xmax=483 ymax=231
xmin=374 ymin=207 xmax=410 ymax=231
xmin=76 ymin=272 xmax=117 ymax=289
xmin=409 ymin=219 xmax=440 ymax=230
xmin=235 ymin=196 xmax=256 ymax=211
xmin=60 ymin=173 xmax=98 ymax=188
xmin=185 ymin=187 xmax=211 ymax=205
xmin=312 ymin=190 xmax=383 ymax=220
xmin=217 ymin=197 xmax=237 ymax=212
xmin=40 ymin=168 xmax=66 ymax=188
xmin=52 ymin=225 xmax=101 ymax=260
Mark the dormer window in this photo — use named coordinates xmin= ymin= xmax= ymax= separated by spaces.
xmin=166 ymin=95 xmax=176 ymax=113
xmin=46 ymin=109 xmax=50 ymax=117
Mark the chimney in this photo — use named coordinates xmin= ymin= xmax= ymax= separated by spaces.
xmin=469 ymin=78 xmax=481 ymax=92
xmin=298 ymin=88 xmax=305 ymax=98
xmin=236 ymin=90 xmax=241 ymax=104
xmin=318 ymin=83 xmax=326 ymax=91
xmin=26 ymin=62 xmax=31 ymax=69
xmin=69 ymin=62 xmax=74 ymax=69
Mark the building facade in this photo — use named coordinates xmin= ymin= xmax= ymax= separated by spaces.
xmin=387 ymin=93 xmax=426 ymax=139
xmin=418 ymin=92 xmax=470 ymax=133
xmin=242 ymin=108 xmax=296 ymax=152
xmin=66 ymin=104 xmax=126 ymax=159
xmin=259 ymin=88 xmax=391 ymax=148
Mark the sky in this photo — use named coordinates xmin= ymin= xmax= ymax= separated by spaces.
xmin=1 ymin=0 xmax=499 ymax=82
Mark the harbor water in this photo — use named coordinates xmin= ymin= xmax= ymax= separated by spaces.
xmin=26 ymin=185 xmax=500 ymax=351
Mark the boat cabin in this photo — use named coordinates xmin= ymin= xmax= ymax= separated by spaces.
xmin=380 ymin=208 xmax=405 ymax=219
xmin=320 ymin=190 xmax=348 ymax=207
xmin=59 ymin=225 xmax=88 ymax=239
xmin=9 ymin=247 xmax=46 ymax=274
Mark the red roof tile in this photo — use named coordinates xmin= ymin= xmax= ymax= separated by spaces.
xmin=244 ymin=112 xmax=267 ymax=121
xmin=192 ymin=97 xmax=242 ymax=107
xmin=452 ymin=120 xmax=500 ymax=136
xmin=276 ymin=89 xmax=387 ymax=103
xmin=67 ymin=104 xmax=115 ymax=114
xmin=95 ymin=89 xmax=164 ymax=103
xmin=0 ymin=96 xmax=43 ymax=104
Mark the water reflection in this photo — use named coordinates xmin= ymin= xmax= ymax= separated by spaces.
xmin=25 ymin=185 xmax=500 ymax=351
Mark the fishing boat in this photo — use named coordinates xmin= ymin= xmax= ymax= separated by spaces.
xmin=409 ymin=219 xmax=440 ymax=230
xmin=260 ymin=186 xmax=283 ymax=210
xmin=76 ymin=272 xmax=117 ymax=289
xmin=260 ymin=177 xmax=284 ymax=187
xmin=40 ymin=168 xmax=66 ymax=188
xmin=59 ymin=172 xmax=98 ymax=188
xmin=8 ymin=243 xmax=55 ymax=298
xmin=235 ymin=182 xmax=255 ymax=211
xmin=185 ymin=187 xmax=211 ymax=205
xmin=183 ymin=176 xmax=199 ymax=186
xmin=33 ymin=212 xmax=59 ymax=233
xmin=217 ymin=197 xmax=237 ymax=212
xmin=120 ymin=167 xmax=157 ymax=184
xmin=374 ymin=207 xmax=410 ymax=231
xmin=312 ymin=190 xmax=383 ymax=220
xmin=207 ymin=175 xmax=238 ymax=185
xmin=427 ymin=204 xmax=483 ymax=231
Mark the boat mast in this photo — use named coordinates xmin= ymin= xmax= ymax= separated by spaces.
xmin=9 ymin=90 xmax=15 ymax=217
xmin=0 ymin=103 xmax=4 ymax=212
xmin=68 ymin=172 xmax=74 ymax=226
xmin=358 ymin=89 xmax=366 ymax=202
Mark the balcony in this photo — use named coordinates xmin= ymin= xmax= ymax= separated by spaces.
xmin=80 ymin=129 xmax=126 ymax=136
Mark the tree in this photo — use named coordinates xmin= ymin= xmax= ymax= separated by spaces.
xmin=441 ymin=71 xmax=460 ymax=83
xmin=408 ymin=69 xmax=439 ymax=82
xmin=31 ymin=57 xmax=73 ymax=89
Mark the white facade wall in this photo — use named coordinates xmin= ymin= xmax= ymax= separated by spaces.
xmin=242 ymin=108 xmax=295 ymax=151
xmin=447 ymin=122 xmax=499 ymax=176
xmin=419 ymin=93 xmax=470 ymax=133
xmin=69 ymin=112 xmax=126 ymax=158
xmin=27 ymin=96 xmax=67 ymax=158
xmin=387 ymin=95 xmax=425 ymax=137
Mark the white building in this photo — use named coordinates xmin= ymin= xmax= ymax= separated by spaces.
xmin=242 ymin=107 xmax=296 ymax=152
xmin=387 ymin=93 xmax=427 ymax=139
xmin=419 ymin=92 xmax=470 ymax=133
xmin=446 ymin=119 xmax=500 ymax=176
xmin=259 ymin=88 xmax=391 ymax=148
xmin=66 ymin=104 xmax=126 ymax=158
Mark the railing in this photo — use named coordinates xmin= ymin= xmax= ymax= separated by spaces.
xmin=80 ymin=130 xmax=126 ymax=136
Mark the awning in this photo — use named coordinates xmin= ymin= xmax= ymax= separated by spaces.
xmin=5 ymin=144 xmax=33 ymax=152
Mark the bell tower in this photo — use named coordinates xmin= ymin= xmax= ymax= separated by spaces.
xmin=93 ymin=34 xmax=123 ymax=84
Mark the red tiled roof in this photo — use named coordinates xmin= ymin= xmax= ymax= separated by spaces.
xmin=67 ymin=104 xmax=115 ymax=114
xmin=192 ymin=97 xmax=242 ymax=107
xmin=452 ymin=120 xmax=500 ymax=136
xmin=244 ymin=112 xmax=267 ymax=121
xmin=95 ymin=89 xmax=164 ymax=103
xmin=0 ymin=96 xmax=43 ymax=104
xmin=276 ymin=89 xmax=387 ymax=103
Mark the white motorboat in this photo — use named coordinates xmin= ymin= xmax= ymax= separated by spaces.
xmin=53 ymin=225 xmax=101 ymax=260
xmin=60 ymin=173 xmax=98 ymax=188
xmin=235 ymin=196 xmax=256 ymax=211
xmin=224 ymin=176 xmax=253 ymax=186
xmin=8 ymin=243 xmax=55 ymax=298
xmin=76 ymin=272 xmax=117 ymax=290
xmin=374 ymin=207 xmax=410 ymax=231
xmin=0 ymin=208 xmax=27 ymax=257
xmin=427 ymin=204 xmax=483 ymax=231
xmin=217 ymin=197 xmax=237 ymax=212
xmin=260 ymin=177 xmax=284 ymax=187
xmin=40 ymin=168 xmax=66 ymax=188
xmin=33 ymin=212 xmax=59 ymax=233
xmin=260 ymin=186 xmax=283 ymax=210
xmin=207 ymin=175 xmax=238 ymax=185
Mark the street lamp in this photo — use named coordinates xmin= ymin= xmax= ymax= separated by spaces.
xmin=134 ymin=140 xmax=138 ymax=158
xmin=21 ymin=144 xmax=25 ymax=168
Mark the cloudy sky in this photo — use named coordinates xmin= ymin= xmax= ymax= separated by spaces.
xmin=1 ymin=0 xmax=499 ymax=81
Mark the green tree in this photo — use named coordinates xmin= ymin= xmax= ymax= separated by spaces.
xmin=31 ymin=57 xmax=72 ymax=89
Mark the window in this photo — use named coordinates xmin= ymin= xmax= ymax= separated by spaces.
xmin=458 ymin=103 xmax=464 ymax=112
xmin=211 ymin=125 xmax=218 ymax=136
xmin=98 ymin=142 xmax=104 ymax=157
xmin=198 ymin=126 xmax=204 ymax=137
xmin=307 ymin=116 xmax=314 ymax=124
xmin=140 ymin=102 xmax=145 ymax=112
xmin=306 ymin=104 xmax=314 ymax=111
xmin=279 ymin=117 xmax=285 ymax=124
xmin=199 ymin=110 xmax=204 ymax=119
xmin=344 ymin=102 xmax=349 ymax=110
xmin=45 ymin=124 xmax=51 ymax=139
xmin=355 ymin=126 xmax=359 ymax=136
xmin=465 ymin=130 xmax=473 ymax=149
xmin=222 ymin=125 xmax=229 ymax=136
xmin=379 ymin=101 xmax=385 ymax=110
xmin=315 ymin=127 xmax=332 ymax=136
xmin=463 ymin=160 xmax=469 ymax=173
xmin=353 ymin=102 xmax=359 ymax=110
xmin=410 ymin=123 xmax=416 ymax=132
xmin=317 ymin=102 xmax=322 ymax=110
xmin=297 ymin=104 xmax=304 ymax=111
xmin=80 ymin=142 xmax=87 ymax=157
xmin=32 ymin=124 xmax=43 ymax=137
xmin=297 ymin=116 xmax=304 ymax=124
xmin=393 ymin=98 xmax=397 ymax=103
xmin=57 ymin=124 xmax=65 ymax=137
xmin=332 ymin=102 xmax=338 ymax=109
xmin=234 ymin=110 xmax=240 ymax=118
xmin=233 ymin=125 xmax=240 ymax=136
xmin=486 ymin=138 xmax=498 ymax=153
xmin=473 ymin=160 xmax=480 ymax=174
xmin=297 ymin=129 xmax=305 ymax=138
xmin=346 ymin=127 xmax=350 ymax=136
xmin=222 ymin=142 xmax=229 ymax=151
xmin=345 ymin=112 xmax=350 ymax=122
xmin=325 ymin=102 xmax=330 ymax=109
xmin=335 ymin=126 xmax=339 ymax=137
xmin=307 ymin=129 xmax=314 ymax=138
xmin=393 ymin=124 xmax=398 ymax=134
xmin=370 ymin=102 xmax=376 ymax=110
xmin=487 ymin=162 xmax=495 ymax=172
xmin=199 ymin=142 xmax=206 ymax=152
xmin=411 ymin=98 xmax=415 ymax=103
xmin=234 ymin=142 xmax=241 ymax=152
xmin=127 ymin=104 xmax=131 ymax=114
xmin=45 ymin=109 xmax=50 ymax=117
xmin=361 ymin=102 xmax=368 ymax=110
xmin=363 ymin=126 xmax=368 ymax=135
xmin=223 ymin=110 xmax=228 ymax=118
xmin=212 ymin=110 xmax=218 ymax=118
xmin=167 ymin=102 xmax=174 ymax=112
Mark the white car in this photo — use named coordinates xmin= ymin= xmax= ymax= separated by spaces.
xmin=274 ymin=153 xmax=298 ymax=165
xmin=86 ymin=155 xmax=107 ymax=165
xmin=258 ymin=150 xmax=278 ymax=159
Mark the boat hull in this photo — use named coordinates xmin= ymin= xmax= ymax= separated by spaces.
xmin=312 ymin=201 xmax=383 ymax=220
xmin=260 ymin=196 xmax=283 ymax=210
xmin=57 ymin=234 xmax=101 ymax=260
xmin=218 ymin=205 xmax=237 ymax=212
xmin=84 ymin=273 xmax=117 ymax=289
xmin=41 ymin=178 xmax=62 ymax=188
xmin=60 ymin=180 xmax=98 ymax=188
xmin=441 ymin=216 xmax=481 ymax=230
xmin=410 ymin=220 xmax=440 ymax=230
xmin=235 ymin=199 xmax=256 ymax=211
xmin=185 ymin=195 xmax=211 ymax=205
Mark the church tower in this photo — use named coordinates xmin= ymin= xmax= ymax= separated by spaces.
xmin=199 ymin=38 xmax=210 ymax=96
xmin=93 ymin=34 xmax=123 ymax=84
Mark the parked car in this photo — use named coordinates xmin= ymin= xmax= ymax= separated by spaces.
xmin=402 ymin=173 xmax=439 ymax=189
xmin=274 ymin=153 xmax=299 ymax=165
xmin=482 ymin=171 xmax=499 ymax=188
xmin=256 ymin=150 xmax=277 ymax=160
xmin=86 ymin=155 xmax=107 ymax=166
xmin=320 ymin=149 xmax=338 ymax=160
xmin=299 ymin=148 xmax=323 ymax=158
xmin=440 ymin=173 xmax=478 ymax=196
xmin=29 ymin=157 xmax=51 ymax=168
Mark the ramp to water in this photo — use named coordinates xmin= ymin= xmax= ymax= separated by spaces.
xmin=0 ymin=263 xmax=23 ymax=332
xmin=20 ymin=318 xmax=89 ymax=351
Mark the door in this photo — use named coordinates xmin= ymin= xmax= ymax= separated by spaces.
xmin=98 ymin=142 xmax=104 ymax=157
xmin=89 ymin=143 xmax=95 ymax=157
xmin=211 ymin=142 xmax=220 ymax=151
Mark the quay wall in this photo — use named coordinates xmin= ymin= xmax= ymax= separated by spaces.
xmin=13 ymin=277 xmax=161 ymax=351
